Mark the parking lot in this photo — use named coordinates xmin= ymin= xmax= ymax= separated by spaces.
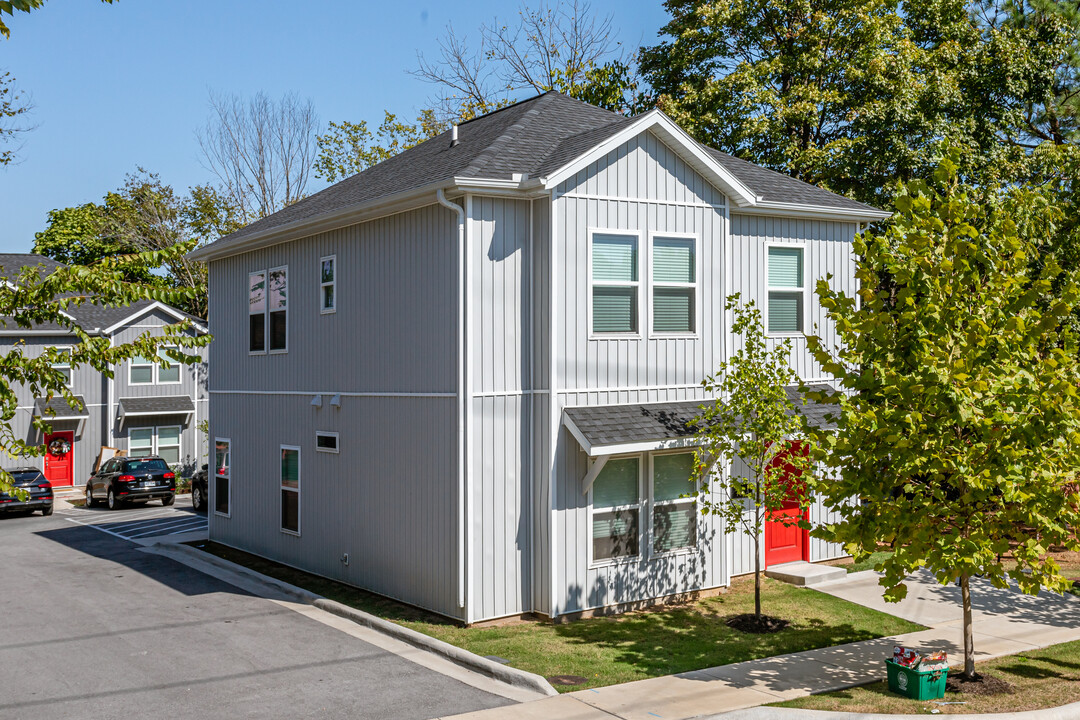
xmin=62 ymin=499 xmax=208 ymax=543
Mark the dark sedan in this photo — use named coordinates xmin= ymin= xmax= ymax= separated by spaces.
xmin=0 ymin=468 xmax=53 ymax=516
xmin=191 ymin=463 xmax=208 ymax=512
xmin=86 ymin=456 xmax=176 ymax=510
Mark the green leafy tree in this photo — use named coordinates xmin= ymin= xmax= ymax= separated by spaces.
xmin=314 ymin=109 xmax=447 ymax=183
xmin=693 ymin=296 xmax=813 ymax=625
xmin=1 ymin=0 xmax=115 ymax=38
xmin=0 ymin=247 xmax=210 ymax=498
xmin=805 ymin=154 xmax=1080 ymax=678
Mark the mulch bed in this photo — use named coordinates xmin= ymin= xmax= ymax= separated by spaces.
xmin=725 ymin=613 xmax=790 ymax=634
xmin=946 ymin=672 xmax=1016 ymax=696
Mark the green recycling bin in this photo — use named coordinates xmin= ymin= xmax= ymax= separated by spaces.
xmin=885 ymin=659 xmax=949 ymax=700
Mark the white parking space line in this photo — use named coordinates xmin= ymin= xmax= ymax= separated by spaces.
xmin=65 ymin=504 xmax=207 ymax=543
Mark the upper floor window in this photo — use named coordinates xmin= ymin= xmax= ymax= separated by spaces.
xmin=131 ymin=346 xmax=179 ymax=385
xmin=591 ymin=232 xmax=639 ymax=335
xmin=268 ymin=266 xmax=288 ymax=352
xmin=157 ymin=347 xmax=180 ymax=384
xmin=130 ymin=355 xmax=154 ymax=384
xmin=652 ymin=236 xmax=696 ymax=335
xmin=767 ymin=246 xmax=805 ymax=334
xmin=249 ymin=271 xmax=266 ymax=352
xmin=51 ymin=348 xmax=72 ymax=386
xmin=320 ymin=256 xmax=336 ymax=314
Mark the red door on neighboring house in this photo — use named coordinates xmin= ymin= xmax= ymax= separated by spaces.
xmin=763 ymin=442 xmax=810 ymax=567
xmin=43 ymin=430 xmax=74 ymax=487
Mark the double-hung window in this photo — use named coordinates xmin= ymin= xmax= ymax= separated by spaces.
xmin=128 ymin=428 xmax=154 ymax=457
xmin=249 ymin=271 xmax=266 ymax=352
xmin=268 ymin=266 xmax=288 ymax=352
xmin=591 ymin=457 xmax=640 ymax=561
xmin=214 ymin=438 xmax=230 ymax=516
xmin=767 ymin=246 xmax=805 ymax=334
xmin=651 ymin=452 xmax=697 ymax=554
xmin=50 ymin=348 xmax=72 ymax=386
xmin=128 ymin=426 xmax=182 ymax=464
xmin=652 ymin=236 xmax=696 ymax=334
xmin=591 ymin=232 xmax=639 ymax=335
xmin=156 ymin=426 xmax=181 ymax=465
xmin=320 ymin=256 xmax=336 ymax=313
xmin=130 ymin=355 xmax=154 ymax=384
xmin=157 ymin=346 xmax=180 ymax=383
xmin=280 ymin=445 xmax=300 ymax=534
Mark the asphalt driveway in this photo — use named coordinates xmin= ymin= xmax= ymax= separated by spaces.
xmin=0 ymin=511 xmax=510 ymax=720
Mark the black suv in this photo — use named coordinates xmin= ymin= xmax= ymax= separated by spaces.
xmin=0 ymin=467 xmax=53 ymax=516
xmin=86 ymin=456 xmax=176 ymax=510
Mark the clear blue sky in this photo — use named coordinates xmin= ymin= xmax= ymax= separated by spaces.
xmin=0 ymin=0 xmax=670 ymax=253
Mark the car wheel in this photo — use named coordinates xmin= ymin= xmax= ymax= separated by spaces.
xmin=192 ymin=485 xmax=204 ymax=512
xmin=85 ymin=484 xmax=97 ymax=508
xmin=41 ymin=504 xmax=53 ymax=516
xmin=107 ymin=488 xmax=119 ymax=511
xmin=161 ymin=494 xmax=174 ymax=507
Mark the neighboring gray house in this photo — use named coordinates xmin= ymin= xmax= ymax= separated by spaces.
xmin=0 ymin=254 xmax=209 ymax=488
xmin=192 ymin=92 xmax=890 ymax=623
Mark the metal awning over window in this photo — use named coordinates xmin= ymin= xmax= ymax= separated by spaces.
xmin=118 ymin=396 xmax=194 ymax=427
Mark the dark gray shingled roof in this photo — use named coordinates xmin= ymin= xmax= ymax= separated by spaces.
xmin=197 ymin=92 xmax=884 ymax=256
xmin=564 ymin=385 xmax=837 ymax=449
xmin=118 ymin=396 xmax=195 ymax=416
xmin=33 ymin=396 xmax=89 ymax=419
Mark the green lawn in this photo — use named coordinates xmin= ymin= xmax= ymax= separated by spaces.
xmin=193 ymin=541 xmax=923 ymax=692
xmin=773 ymin=639 xmax=1080 ymax=714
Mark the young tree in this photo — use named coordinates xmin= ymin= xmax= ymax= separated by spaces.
xmin=197 ymin=90 xmax=318 ymax=220
xmin=0 ymin=247 xmax=210 ymax=498
xmin=806 ymin=154 xmax=1080 ymax=679
xmin=693 ymin=296 xmax=812 ymax=628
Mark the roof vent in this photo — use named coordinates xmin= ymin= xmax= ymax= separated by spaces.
xmin=450 ymin=125 xmax=459 ymax=147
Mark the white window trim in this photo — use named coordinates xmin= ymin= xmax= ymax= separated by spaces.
xmin=320 ymin=255 xmax=336 ymax=315
xmin=648 ymin=231 xmax=700 ymax=339
xmin=268 ymin=265 xmax=289 ymax=354
xmin=127 ymin=425 xmax=183 ymax=464
xmin=280 ymin=444 xmax=301 ymax=536
xmin=315 ymin=431 xmax=339 ymax=454
xmin=214 ymin=437 xmax=231 ymax=519
xmin=588 ymin=452 xmax=644 ymax=568
xmin=588 ymin=227 xmax=644 ymax=340
xmin=249 ymin=269 xmax=268 ymax=356
xmin=156 ymin=346 xmax=182 ymax=385
xmin=50 ymin=346 xmax=73 ymax=388
xmin=649 ymin=449 xmax=699 ymax=558
xmin=129 ymin=355 xmax=155 ymax=385
xmin=764 ymin=241 xmax=810 ymax=338
xmin=127 ymin=426 xmax=155 ymax=457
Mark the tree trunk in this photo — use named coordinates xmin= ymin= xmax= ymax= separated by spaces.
xmin=754 ymin=535 xmax=762 ymax=619
xmin=961 ymin=574 xmax=975 ymax=679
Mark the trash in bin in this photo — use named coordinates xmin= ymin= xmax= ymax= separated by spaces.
xmin=893 ymin=645 xmax=922 ymax=668
xmin=886 ymin=651 xmax=949 ymax=701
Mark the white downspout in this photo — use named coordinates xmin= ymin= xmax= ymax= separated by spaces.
xmin=437 ymin=188 xmax=468 ymax=615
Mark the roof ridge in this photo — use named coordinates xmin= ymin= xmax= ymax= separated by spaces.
xmin=459 ymin=94 xmax=555 ymax=179
xmin=456 ymin=90 xmax=556 ymax=128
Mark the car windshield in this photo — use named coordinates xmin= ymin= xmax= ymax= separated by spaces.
xmin=8 ymin=471 xmax=42 ymax=484
xmin=123 ymin=459 xmax=168 ymax=472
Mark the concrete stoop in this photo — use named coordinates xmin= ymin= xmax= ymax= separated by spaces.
xmin=764 ymin=561 xmax=847 ymax=587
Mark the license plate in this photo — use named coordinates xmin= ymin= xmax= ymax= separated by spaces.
xmin=143 ymin=480 xmax=156 ymax=488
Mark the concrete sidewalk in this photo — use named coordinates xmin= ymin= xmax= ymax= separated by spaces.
xmin=439 ymin=572 xmax=1080 ymax=720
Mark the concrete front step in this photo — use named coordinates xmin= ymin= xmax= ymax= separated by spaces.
xmin=764 ymin=561 xmax=847 ymax=587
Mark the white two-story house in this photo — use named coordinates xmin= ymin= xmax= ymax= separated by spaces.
xmin=191 ymin=92 xmax=890 ymax=624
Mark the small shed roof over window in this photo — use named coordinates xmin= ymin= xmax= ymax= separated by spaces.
xmin=118 ymin=396 xmax=195 ymax=427
xmin=33 ymin=396 xmax=89 ymax=420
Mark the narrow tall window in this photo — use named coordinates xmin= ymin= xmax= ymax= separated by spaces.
xmin=591 ymin=233 xmax=638 ymax=334
xmin=129 ymin=428 xmax=154 ymax=457
xmin=130 ymin=355 xmax=154 ymax=384
xmin=591 ymin=457 xmax=640 ymax=561
xmin=214 ymin=438 xmax=230 ymax=516
xmin=280 ymin=446 xmax=300 ymax=534
xmin=767 ymin=246 xmax=805 ymax=333
xmin=51 ymin=348 xmax=72 ymax=386
xmin=249 ymin=271 xmax=266 ymax=352
xmin=157 ymin=346 xmax=180 ymax=384
xmin=320 ymin=256 xmax=336 ymax=314
xmin=268 ymin=266 xmax=288 ymax=351
xmin=652 ymin=453 xmax=697 ymax=553
xmin=652 ymin=236 xmax=696 ymax=334
xmin=156 ymin=426 xmax=181 ymax=465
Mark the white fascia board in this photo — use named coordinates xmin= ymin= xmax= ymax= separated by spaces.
xmin=102 ymin=301 xmax=208 ymax=335
xmin=587 ymin=437 xmax=700 ymax=457
xmin=120 ymin=409 xmax=193 ymax=417
xmin=0 ymin=329 xmax=84 ymax=337
xmin=539 ymin=110 xmax=760 ymax=207
xmin=562 ymin=413 xmax=594 ymax=456
xmin=738 ymin=202 xmax=893 ymax=223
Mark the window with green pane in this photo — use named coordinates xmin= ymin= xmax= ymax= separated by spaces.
xmin=130 ymin=355 xmax=154 ymax=384
xmin=591 ymin=456 xmax=640 ymax=560
xmin=767 ymin=246 xmax=804 ymax=333
xmin=652 ymin=452 xmax=697 ymax=553
xmin=156 ymin=426 xmax=181 ymax=465
xmin=652 ymin=236 xmax=696 ymax=334
xmin=158 ymin=346 xmax=180 ymax=383
xmin=592 ymin=233 xmax=638 ymax=334
xmin=280 ymin=446 xmax=300 ymax=533
xmin=128 ymin=428 xmax=154 ymax=457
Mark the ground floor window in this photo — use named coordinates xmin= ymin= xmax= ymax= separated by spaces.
xmin=590 ymin=450 xmax=698 ymax=564
xmin=280 ymin=445 xmax=300 ymax=534
xmin=214 ymin=438 xmax=230 ymax=516
xmin=128 ymin=425 xmax=182 ymax=465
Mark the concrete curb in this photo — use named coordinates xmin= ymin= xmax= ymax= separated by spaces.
xmin=711 ymin=700 xmax=1080 ymax=720
xmin=147 ymin=542 xmax=558 ymax=698
xmin=313 ymin=598 xmax=558 ymax=698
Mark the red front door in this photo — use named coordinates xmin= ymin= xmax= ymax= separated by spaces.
xmin=764 ymin=442 xmax=809 ymax=567
xmin=44 ymin=431 xmax=74 ymax=487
